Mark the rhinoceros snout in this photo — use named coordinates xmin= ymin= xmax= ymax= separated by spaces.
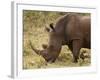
xmin=30 ymin=41 xmax=56 ymax=63
xmin=41 ymin=52 xmax=56 ymax=63
xmin=45 ymin=57 xmax=56 ymax=63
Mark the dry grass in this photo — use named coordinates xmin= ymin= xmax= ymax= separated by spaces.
xmin=23 ymin=11 xmax=91 ymax=69
xmin=23 ymin=27 xmax=91 ymax=69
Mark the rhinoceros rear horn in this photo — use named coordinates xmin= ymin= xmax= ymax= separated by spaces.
xmin=42 ymin=44 xmax=48 ymax=49
xmin=49 ymin=23 xmax=55 ymax=31
xmin=29 ymin=41 xmax=41 ymax=55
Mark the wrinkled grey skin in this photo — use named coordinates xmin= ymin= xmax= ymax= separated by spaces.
xmin=30 ymin=13 xmax=91 ymax=63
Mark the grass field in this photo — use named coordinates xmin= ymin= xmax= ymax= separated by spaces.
xmin=23 ymin=10 xmax=91 ymax=69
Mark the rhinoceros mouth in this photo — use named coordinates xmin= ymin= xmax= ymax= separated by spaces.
xmin=43 ymin=56 xmax=56 ymax=63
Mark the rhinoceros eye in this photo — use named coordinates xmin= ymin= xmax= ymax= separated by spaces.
xmin=49 ymin=45 xmax=54 ymax=50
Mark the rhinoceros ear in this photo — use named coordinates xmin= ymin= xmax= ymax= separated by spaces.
xmin=45 ymin=27 xmax=50 ymax=32
xmin=49 ymin=23 xmax=55 ymax=32
xmin=42 ymin=44 xmax=48 ymax=49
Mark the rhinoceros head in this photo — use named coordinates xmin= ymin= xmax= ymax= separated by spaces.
xmin=30 ymin=23 xmax=62 ymax=63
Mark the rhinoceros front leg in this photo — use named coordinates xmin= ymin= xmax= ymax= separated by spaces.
xmin=72 ymin=39 xmax=82 ymax=63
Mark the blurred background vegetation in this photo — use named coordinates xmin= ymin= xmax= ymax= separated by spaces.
xmin=23 ymin=10 xmax=91 ymax=69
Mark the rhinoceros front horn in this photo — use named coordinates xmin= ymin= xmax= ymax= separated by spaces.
xmin=29 ymin=41 xmax=41 ymax=55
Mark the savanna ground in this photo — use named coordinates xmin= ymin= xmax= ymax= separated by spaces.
xmin=23 ymin=10 xmax=91 ymax=69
